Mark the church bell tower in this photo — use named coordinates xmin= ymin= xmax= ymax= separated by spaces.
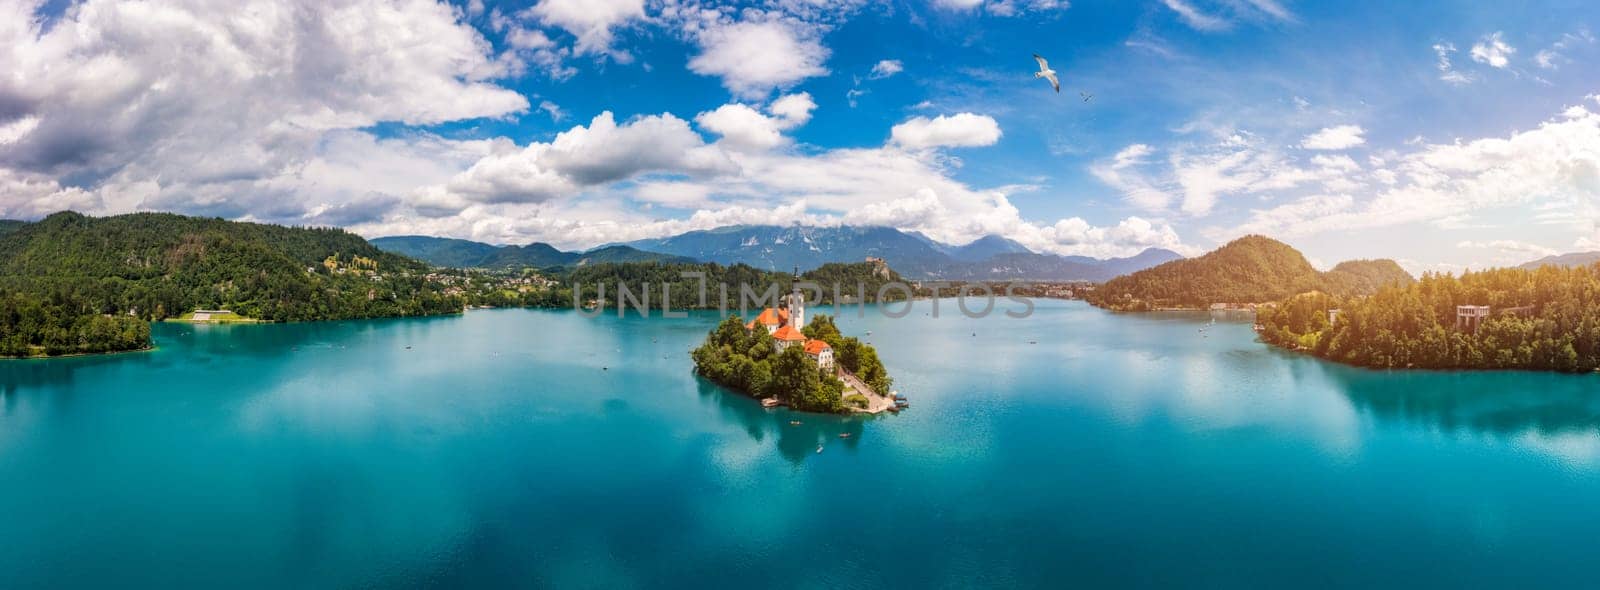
xmin=788 ymin=266 xmax=805 ymax=331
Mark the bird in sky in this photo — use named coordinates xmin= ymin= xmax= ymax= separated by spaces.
xmin=1080 ymin=91 xmax=1093 ymax=103
xmin=1032 ymin=54 xmax=1059 ymax=93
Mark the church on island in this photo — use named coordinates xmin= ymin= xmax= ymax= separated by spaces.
xmin=745 ymin=281 xmax=834 ymax=371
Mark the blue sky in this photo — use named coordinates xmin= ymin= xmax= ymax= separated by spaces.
xmin=2 ymin=0 xmax=1598 ymax=270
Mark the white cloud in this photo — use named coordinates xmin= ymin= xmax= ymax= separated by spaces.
xmin=687 ymin=19 xmax=829 ymax=99
xmin=1301 ymin=125 xmax=1367 ymax=150
xmin=346 ymin=108 xmax=1179 ymax=258
xmin=1092 ymin=144 xmax=1172 ymax=211
xmin=538 ymin=100 xmax=566 ymax=121
xmin=1456 ymin=240 xmax=1558 ymax=258
xmin=1533 ymin=28 xmax=1596 ymax=70
xmin=0 ymin=0 xmax=527 ymax=225
xmin=523 ymin=0 xmax=645 ymax=57
xmin=1535 ymin=49 xmax=1558 ymax=69
xmin=1470 ymin=32 xmax=1515 ymax=68
xmin=869 ymin=59 xmax=904 ymax=79
xmin=1226 ymin=102 xmax=1600 ymax=240
xmin=1160 ymin=0 xmax=1230 ymax=31
xmin=696 ymin=104 xmax=785 ymax=150
xmin=695 ymin=92 xmax=816 ymax=151
xmin=1433 ymin=42 xmax=1475 ymax=85
xmin=441 ymin=111 xmax=735 ymax=204
xmin=889 ymin=113 xmax=1003 ymax=149
xmin=768 ymin=92 xmax=818 ymax=127
xmin=931 ymin=0 xmax=1070 ymax=16
xmin=1095 ymin=132 xmax=1365 ymax=217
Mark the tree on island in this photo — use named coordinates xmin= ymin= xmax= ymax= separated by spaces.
xmin=802 ymin=314 xmax=893 ymax=395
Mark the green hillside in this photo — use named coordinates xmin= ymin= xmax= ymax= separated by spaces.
xmin=1087 ymin=236 xmax=1413 ymax=310
xmin=0 ymin=212 xmax=462 ymax=357
xmin=1321 ymin=259 xmax=1417 ymax=296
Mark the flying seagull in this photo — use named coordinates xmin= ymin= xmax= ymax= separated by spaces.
xmin=1032 ymin=54 xmax=1059 ymax=93
xmin=1080 ymin=91 xmax=1093 ymax=103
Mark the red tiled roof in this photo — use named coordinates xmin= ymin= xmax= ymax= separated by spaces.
xmin=753 ymin=307 xmax=788 ymax=326
xmin=803 ymin=339 xmax=831 ymax=355
xmin=772 ymin=325 xmax=806 ymax=341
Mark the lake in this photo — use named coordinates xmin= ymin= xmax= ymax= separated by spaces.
xmin=3 ymin=299 xmax=1599 ymax=588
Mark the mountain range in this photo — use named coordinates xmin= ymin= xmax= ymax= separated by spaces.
xmin=369 ymin=236 xmax=692 ymax=269
xmin=617 ymin=225 xmax=1183 ymax=281
xmin=374 ymin=225 xmax=1180 ymax=281
xmin=1519 ymin=251 xmax=1600 ymax=270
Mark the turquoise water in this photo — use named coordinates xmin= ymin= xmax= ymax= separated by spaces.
xmin=4 ymin=299 xmax=1600 ymax=588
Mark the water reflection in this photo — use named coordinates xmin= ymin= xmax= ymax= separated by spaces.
xmin=695 ymin=378 xmax=866 ymax=464
xmin=1322 ymin=363 xmax=1600 ymax=437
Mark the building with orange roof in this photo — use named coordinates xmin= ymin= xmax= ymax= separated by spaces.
xmin=745 ymin=307 xmax=789 ymax=334
xmin=746 ymin=269 xmax=812 ymax=347
xmin=771 ymin=324 xmax=807 ymax=351
xmin=803 ymin=338 xmax=834 ymax=370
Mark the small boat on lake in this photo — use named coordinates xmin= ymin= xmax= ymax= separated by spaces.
xmin=816 ymin=445 xmax=824 ymax=453
xmin=838 ymin=433 xmax=852 ymax=439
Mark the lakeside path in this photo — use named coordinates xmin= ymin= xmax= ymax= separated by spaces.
xmin=838 ymin=369 xmax=897 ymax=414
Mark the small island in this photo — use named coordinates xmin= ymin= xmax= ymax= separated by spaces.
xmin=691 ymin=280 xmax=898 ymax=414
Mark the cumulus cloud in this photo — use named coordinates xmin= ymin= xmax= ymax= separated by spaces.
xmin=523 ymin=0 xmax=645 ymax=57
xmin=1301 ymin=125 xmax=1367 ymax=150
xmin=361 ymin=109 xmax=1178 ymax=258
xmin=687 ymin=19 xmax=829 ymax=98
xmin=0 ymin=0 xmax=1173 ymax=260
xmin=441 ymin=111 xmax=735 ymax=204
xmin=695 ymin=92 xmax=815 ymax=151
xmin=889 ymin=113 xmax=1003 ymax=149
xmin=0 ymin=0 xmax=527 ymax=225
xmin=1470 ymin=32 xmax=1515 ymax=68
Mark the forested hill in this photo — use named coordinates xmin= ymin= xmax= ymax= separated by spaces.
xmin=1259 ymin=264 xmax=1600 ymax=372
xmin=1086 ymin=235 xmax=1413 ymax=310
xmin=370 ymin=235 xmax=691 ymax=269
xmin=0 ymin=211 xmax=461 ymax=357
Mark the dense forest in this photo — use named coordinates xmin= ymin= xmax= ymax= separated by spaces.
xmin=1087 ymin=235 xmax=1413 ymax=310
xmin=690 ymin=314 xmax=891 ymax=413
xmin=1258 ymin=264 xmax=1600 ymax=371
xmin=0 ymin=212 xmax=463 ymax=357
xmin=464 ymin=259 xmax=908 ymax=311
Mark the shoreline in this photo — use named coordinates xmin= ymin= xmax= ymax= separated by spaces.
xmin=1258 ymin=337 xmax=1600 ymax=376
xmin=1 ymin=344 xmax=157 ymax=361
